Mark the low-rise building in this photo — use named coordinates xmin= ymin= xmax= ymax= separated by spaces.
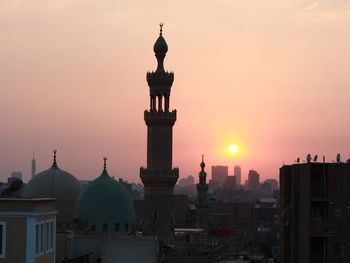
xmin=0 ymin=198 xmax=57 ymax=263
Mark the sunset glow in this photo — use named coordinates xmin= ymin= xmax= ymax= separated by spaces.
xmin=0 ymin=0 xmax=349 ymax=184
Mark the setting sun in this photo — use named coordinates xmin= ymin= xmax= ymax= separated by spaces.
xmin=228 ymin=144 xmax=239 ymax=154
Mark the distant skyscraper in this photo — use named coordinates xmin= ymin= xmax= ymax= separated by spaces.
xmin=31 ymin=153 xmax=36 ymax=179
xmin=234 ymin=165 xmax=242 ymax=185
xmin=248 ymin=170 xmax=260 ymax=191
xmin=211 ymin=165 xmax=228 ymax=186
xmin=140 ymin=25 xmax=179 ymax=244
xmin=196 ymin=155 xmax=209 ymax=227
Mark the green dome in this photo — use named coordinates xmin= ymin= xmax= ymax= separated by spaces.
xmin=74 ymin=162 xmax=135 ymax=233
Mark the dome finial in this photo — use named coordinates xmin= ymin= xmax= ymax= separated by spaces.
xmin=52 ymin=149 xmax=58 ymax=168
xmin=200 ymin=154 xmax=205 ymax=170
xmin=159 ymin=22 xmax=163 ymax=36
xmin=103 ymin=156 xmax=107 ymax=170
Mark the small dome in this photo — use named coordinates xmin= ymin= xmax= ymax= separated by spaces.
xmin=23 ymin=151 xmax=81 ymax=228
xmin=153 ymin=35 xmax=168 ymax=54
xmin=74 ymin=158 xmax=135 ymax=233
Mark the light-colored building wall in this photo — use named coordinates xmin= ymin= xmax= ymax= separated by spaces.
xmin=0 ymin=198 xmax=57 ymax=263
xmin=0 ymin=217 xmax=26 ymax=263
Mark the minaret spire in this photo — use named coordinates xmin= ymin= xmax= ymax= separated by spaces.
xmin=31 ymin=152 xmax=36 ymax=179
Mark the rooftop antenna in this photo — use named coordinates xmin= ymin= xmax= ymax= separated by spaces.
xmin=336 ymin=153 xmax=341 ymax=163
xmin=313 ymin=155 xmax=318 ymax=162
xmin=306 ymin=154 xmax=312 ymax=163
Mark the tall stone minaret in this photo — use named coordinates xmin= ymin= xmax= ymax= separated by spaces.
xmin=196 ymin=155 xmax=209 ymax=227
xmin=140 ymin=24 xmax=179 ymax=244
xmin=31 ymin=153 xmax=36 ymax=179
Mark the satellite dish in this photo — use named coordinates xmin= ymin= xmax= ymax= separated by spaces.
xmin=314 ymin=155 xmax=318 ymax=162
xmin=296 ymin=157 xmax=300 ymax=163
xmin=336 ymin=153 xmax=341 ymax=163
xmin=307 ymin=154 xmax=312 ymax=163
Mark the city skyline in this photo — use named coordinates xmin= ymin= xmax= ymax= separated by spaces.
xmin=1 ymin=0 xmax=350 ymax=183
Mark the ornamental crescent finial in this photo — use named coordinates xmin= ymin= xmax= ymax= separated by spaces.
xmin=159 ymin=23 xmax=163 ymax=36
xmin=103 ymin=156 xmax=107 ymax=170
xmin=52 ymin=149 xmax=58 ymax=168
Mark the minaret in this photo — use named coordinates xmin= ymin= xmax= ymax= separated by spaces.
xmin=140 ymin=24 xmax=179 ymax=243
xmin=31 ymin=153 xmax=36 ymax=179
xmin=196 ymin=155 xmax=209 ymax=227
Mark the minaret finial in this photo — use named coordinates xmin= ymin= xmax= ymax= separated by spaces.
xmin=52 ymin=149 xmax=58 ymax=168
xmin=159 ymin=23 xmax=163 ymax=36
xmin=200 ymin=154 xmax=206 ymax=171
xmin=103 ymin=156 xmax=107 ymax=170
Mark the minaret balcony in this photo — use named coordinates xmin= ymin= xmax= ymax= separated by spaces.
xmin=144 ymin=110 xmax=176 ymax=125
xmin=140 ymin=167 xmax=179 ymax=186
xmin=140 ymin=167 xmax=179 ymax=177
xmin=147 ymin=71 xmax=174 ymax=86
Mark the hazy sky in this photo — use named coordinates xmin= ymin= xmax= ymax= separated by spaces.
xmin=1 ymin=0 xmax=350 ymax=183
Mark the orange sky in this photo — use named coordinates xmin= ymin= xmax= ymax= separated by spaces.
xmin=1 ymin=0 xmax=350 ymax=183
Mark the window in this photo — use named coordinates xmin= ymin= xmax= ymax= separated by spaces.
xmin=40 ymin=223 xmax=44 ymax=253
xmin=35 ymin=223 xmax=40 ymax=255
xmin=46 ymin=222 xmax=49 ymax=252
xmin=102 ymin=223 xmax=108 ymax=232
xmin=115 ymin=223 xmax=119 ymax=232
xmin=49 ymin=221 xmax=54 ymax=250
xmin=125 ymin=223 xmax=129 ymax=232
xmin=0 ymin=222 xmax=6 ymax=258
xmin=45 ymin=220 xmax=54 ymax=252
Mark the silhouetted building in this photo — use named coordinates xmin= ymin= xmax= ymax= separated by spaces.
xmin=264 ymin=179 xmax=278 ymax=191
xmin=223 ymin=176 xmax=236 ymax=191
xmin=211 ymin=165 xmax=228 ymax=187
xmin=196 ymin=156 xmax=209 ymax=227
xmin=178 ymin=175 xmax=195 ymax=187
xmin=260 ymin=181 xmax=272 ymax=196
xmin=280 ymin=162 xmax=350 ymax=263
xmin=234 ymin=165 xmax=242 ymax=185
xmin=140 ymin=25 xmax=179 ymax=244
xmin=248 ymin=170 xmax=260 ymax=191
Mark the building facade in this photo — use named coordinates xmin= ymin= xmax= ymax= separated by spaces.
xmin=280 ymin=162 xmax=350 ymax=263
xmin=211 ymin=166 xmax=228 ymax=187
xmin=140 ymin=25 xmax=179 ymax=243
xmin=0 ymin=198 xmax=57 ymax=263
xmin=234 ymin=165 xmax=241 ymax=186
xmin=248 ymin=170 xmax=260 ymax=191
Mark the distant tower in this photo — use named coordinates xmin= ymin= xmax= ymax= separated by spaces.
xmin=140 ymin=24 xmax=179 ymax=243
xmin=234 ymin=165 xmax=241 ymax=185
xmin=31 ymin=153 xmax=36 ymax=179
xmin=196 ymin=155 xmax=209 ymax=227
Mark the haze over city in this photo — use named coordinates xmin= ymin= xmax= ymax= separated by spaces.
xmin=1 ymin=0 xmax=350 ymax=183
